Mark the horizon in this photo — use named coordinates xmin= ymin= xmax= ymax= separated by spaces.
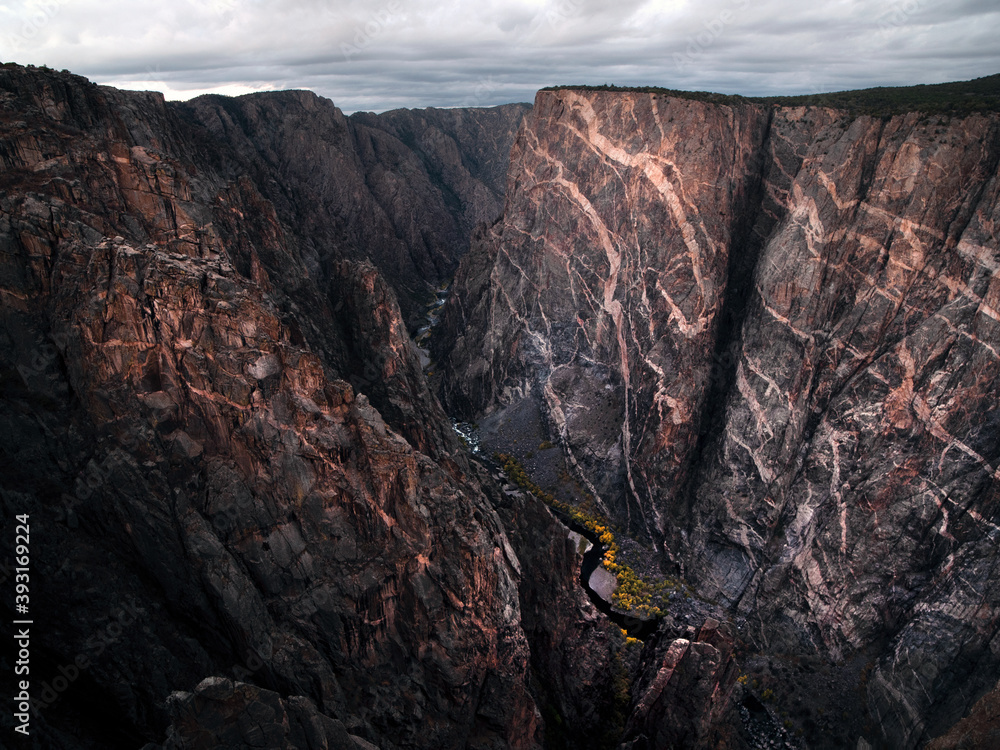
xmin=2 ymin=1 xmax=998 ymax=114
xmin=5 ymin=60 xmax=998 ymax=117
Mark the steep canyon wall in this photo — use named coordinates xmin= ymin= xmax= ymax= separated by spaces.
xmin=436 ymin=87 xmax=1000 ymax=748
xmin=0 ymin=65 xmax=636 ymax=750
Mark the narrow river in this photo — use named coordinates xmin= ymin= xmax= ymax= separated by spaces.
xmin=416 ymin=287 xmax=658 ymax=638
xmin=549 ymin=504 xmax=659 ymax=639
xmin=417 ymin=283 xmax=797 ymax=747
xmin=413 ymin=284 xmax=449 ymax=371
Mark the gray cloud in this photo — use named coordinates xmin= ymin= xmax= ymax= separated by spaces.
xmin=0 ymin=0 xmax=997 ymax=112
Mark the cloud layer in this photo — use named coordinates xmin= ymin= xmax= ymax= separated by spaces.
xmin=2 ymin=0 xmax=998 ymax=112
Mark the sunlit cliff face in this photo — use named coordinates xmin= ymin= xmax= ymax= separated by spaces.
xmin=437 ymin=87 xmax=1000 ymax=748
xmin=0 ymin=64 xmax=548 ymax=749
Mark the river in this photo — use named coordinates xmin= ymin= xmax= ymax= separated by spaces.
xmin=415 ymin=286 xmax=657 ymax=637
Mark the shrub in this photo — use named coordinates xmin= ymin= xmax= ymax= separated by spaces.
xmin=495 ymin=452 xmax=671 ymax=618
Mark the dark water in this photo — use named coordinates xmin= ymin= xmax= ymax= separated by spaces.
xmin=551 ymin=507 xmax=660 ymax=639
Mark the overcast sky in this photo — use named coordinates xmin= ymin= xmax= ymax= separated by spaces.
xmin=2 ymin=0 xmax=998 ymax=113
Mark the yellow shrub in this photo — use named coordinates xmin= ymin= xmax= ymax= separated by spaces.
xmin=497 ymin=451 xmax=672 ymax=619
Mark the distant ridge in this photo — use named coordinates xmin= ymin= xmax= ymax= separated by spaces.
xmin=544 ymin=73 xmax=1000 ymax=117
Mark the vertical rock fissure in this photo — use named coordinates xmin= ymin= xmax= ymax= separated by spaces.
xmin=854 ymin=115 xmax=888 ymax=207
xmin=679 ymin=108 xmax=777 ymax=530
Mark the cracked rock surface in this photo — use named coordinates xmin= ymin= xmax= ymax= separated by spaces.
xmin=436 ymin=87 xmax=1000 ymax=748
xmin=0 ymin=65 xmax=629 ymax=750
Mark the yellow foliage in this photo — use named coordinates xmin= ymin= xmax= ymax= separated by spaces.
xmin=496 ymin=451 xmax=674 ymax=619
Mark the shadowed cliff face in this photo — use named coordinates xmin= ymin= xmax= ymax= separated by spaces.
xmin=437 ymin=88 xmax=1000 ymax=748
xmin=177 ymin=92 xmax=529 ymax=326
xmin=0 ymin=65 xmax=638 ymax=750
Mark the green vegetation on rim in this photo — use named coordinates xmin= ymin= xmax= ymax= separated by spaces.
xmin=543 ymin=83 xmax=750 ymax=108
xmin=544 ymin=73 xmax=1000 ymax=117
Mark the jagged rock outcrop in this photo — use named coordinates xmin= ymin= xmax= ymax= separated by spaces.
xmin=437 ymin=87 xmax=1000 ymax=747
xmin=488 ymin=478 xmax=628 ymax=749
xmin=0 ymin=64 xmax=617 ymax=750
xmin=148 ymin=678 xmax=371 ymax=750
xmin=178 ymin=92 xmax=529 ymax=325
xmin=621 ymin=618 xmax=743 ymax=750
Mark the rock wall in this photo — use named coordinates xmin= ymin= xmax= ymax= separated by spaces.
xmin=621 ymin=618 xmax=744 ymax=750
xmin=178 ymin=92 xmax=529 ymax=325
xmin=435 ymin=90 xmax=772 ymax=537
xmin=0 ymin=65 xmax=619 ymax=750
xmin=437 ymin=87 xmax=1000 ymax=747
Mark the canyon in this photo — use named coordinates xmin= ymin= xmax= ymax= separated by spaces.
xmin=436 ymin=85 xmax=1000 ymax=748
xmin=1 ymin=62 xmax=998 ymax=749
